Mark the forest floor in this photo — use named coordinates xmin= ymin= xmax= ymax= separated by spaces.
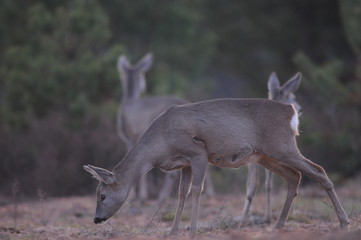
xmin=0 ymin=177 xmax=361 ymax=240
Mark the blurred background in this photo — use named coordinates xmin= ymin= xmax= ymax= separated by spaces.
xmin=0 ymin=0 xmax=360 ymax=197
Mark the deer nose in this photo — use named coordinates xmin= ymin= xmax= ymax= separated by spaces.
xmin=94 ymin=217 xmax=107 ymax=224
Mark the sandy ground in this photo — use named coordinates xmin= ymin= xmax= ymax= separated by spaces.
xmin=0 ymin=179 xmax=360 ymax=240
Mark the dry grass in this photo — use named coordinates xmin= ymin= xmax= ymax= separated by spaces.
xmin=0 ymin=179 xmax=360 ymax=240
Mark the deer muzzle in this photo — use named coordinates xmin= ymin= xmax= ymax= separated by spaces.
xmin=94 ymin=217 xmax=107 ymax=224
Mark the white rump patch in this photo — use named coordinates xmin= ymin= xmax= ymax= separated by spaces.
xmin=290 ymin=111 xmax=299 ymax=135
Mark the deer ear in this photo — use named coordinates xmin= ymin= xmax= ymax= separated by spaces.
xmin=117 ymin=55 xmax=131 ymax=74
xmin=83 ymin=165 xmax=117 ymax=185
xmin=267 ymin=72 xmax=280 ymax=91
xmin=135 ymin=53 xmax=153 ymax=73
xmin=281 ymin=72 xmax=302 ymax=95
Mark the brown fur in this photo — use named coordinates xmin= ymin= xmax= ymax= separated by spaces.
xmin=85 ymin=98 xmax=349 ymax=236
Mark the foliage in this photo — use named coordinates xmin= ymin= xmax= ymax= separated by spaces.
xmin=340 ymin=0 xmax=361 ymax=55
xmin=0 ymin=110 xmax=124 ymax=196
xmin=340 ymin=0 xmax=361 ymax=102
xmin=293 ymin=52 xmax=348 ymax=105
xmin=291 ymin=0 xmax=361 ymax=175
xmin=0 ymin=0 xmax=123 ymax=130
xmin=100 ymin=0 xmax=217 ymax=98
xmin=293 ymin=52 xmax=361 ymax=176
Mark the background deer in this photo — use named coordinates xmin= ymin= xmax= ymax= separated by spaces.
xmin=116 ymin=53 xmax=214 ymax=202
xmin=240 ymin=72 xmax=302 ymax=223
xmin=84 ymin=98 xmax=349 ymax=236
xmin=116 ymin=53 xmax=185 ymax=202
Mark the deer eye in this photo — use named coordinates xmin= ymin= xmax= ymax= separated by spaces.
xmin=100 ymin=194 xmax=106 ymax=201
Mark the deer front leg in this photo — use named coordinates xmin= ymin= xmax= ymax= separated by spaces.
xmin=265 ymin=169 xmax=273 ymax=223
xmin=170 ymin=167 xmax=192 ymax=235
xmin=240 ymin=163 xmax=259 ymax=224
xmin=188 ymin=157 xmax=208 ymax=236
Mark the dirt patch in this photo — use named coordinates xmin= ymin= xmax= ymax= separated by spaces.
xmin=0 ymin=183 xmax=360 ymax=239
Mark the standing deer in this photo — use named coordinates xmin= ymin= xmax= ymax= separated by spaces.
xmin=116 ymin=53 xmax=186 ymax=202
xmin=116 ymin=53 xmax=214 ymax=202
xmin=84 ymin=98 xmax=349 ymax=236
xmin=240 ymin=72 xmax=302 ymax=223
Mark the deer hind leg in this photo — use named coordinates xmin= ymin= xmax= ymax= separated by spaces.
xmin=170 ymin=167 xmax=192 ymax=235
xmin=286 ymin=156 xmax=350 ymax=229
xmin=239 ymin=163 xmax=259 ymax=224
xmin=265 ymin=169 xmax=273 ymax=223
xmin=259 ymin=157 xmax=301 ymax=229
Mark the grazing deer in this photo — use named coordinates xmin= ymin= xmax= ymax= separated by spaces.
xmin=84 ymin=98 xmax=349 ymax=235
xmin=116 ymin=54 xmax=214 ymax=202
xmin=240 ymin=72 xmax=302 ymax=223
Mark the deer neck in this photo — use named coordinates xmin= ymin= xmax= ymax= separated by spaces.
xmin=122 ymin=80 xmax=142 ymax=101
xmin=112 ymin=144 xmax=154 ymax=188
xmin=122 ymin=91 xmax=141 ymax=102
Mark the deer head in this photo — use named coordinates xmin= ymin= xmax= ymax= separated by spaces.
xmin=117 ymin=53 xmax=154 ymax=99
xmin=83 ymin=165 xmax=128 ymax=224
xmin=268 ymin=72 xmax=302 ymax=114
